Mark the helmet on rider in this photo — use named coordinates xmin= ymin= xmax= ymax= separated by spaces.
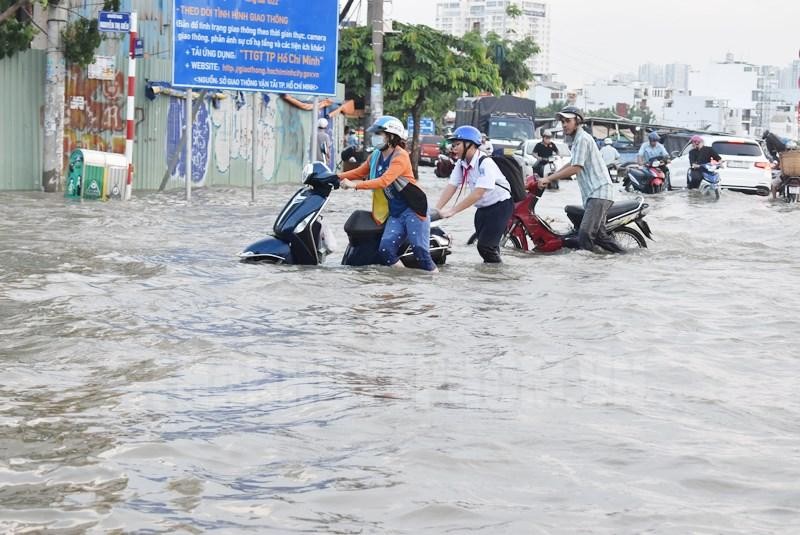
xmin=449 ymin=125 xmax=482 ymax=146
xmin=317 ymin=118 xmax=329 ymax=129
xmin=542 ymin=129 xmax=553 ymax=138
xmin=762 ymin=130 xmax=770 ymax=139
xmin=556 ymin=105 xmax=584 ymax=123
xmin=690 ymin=135 xmax=703 ymax=145
xmin=647 ymin=132 xmax=660 ymax=142
xmin=366 ymin=115 xmax=407 ymax=141
xmin=604 ymin=138 xmax=613 ymax=145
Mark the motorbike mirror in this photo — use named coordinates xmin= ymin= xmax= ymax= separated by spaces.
xmin=670 ymin=150 xmax=679 ymax=158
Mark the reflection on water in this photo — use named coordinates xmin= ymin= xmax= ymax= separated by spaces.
xmin=2 ymin=175 xmax=800 ymax=533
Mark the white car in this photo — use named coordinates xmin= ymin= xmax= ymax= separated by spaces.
xmin=513 ymin=139 xmax=572 ymax=179
xmin=667 ymin=135 xmax=772 ymax=195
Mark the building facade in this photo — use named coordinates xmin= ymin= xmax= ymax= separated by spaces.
xmin=435 ymin=0 xmax=550 ymax=77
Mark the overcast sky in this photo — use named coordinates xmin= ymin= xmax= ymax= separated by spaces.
xmin=345 ymin=0 xmax=800 ymax=88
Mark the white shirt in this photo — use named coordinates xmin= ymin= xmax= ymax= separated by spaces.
xmin=448 ymin=150 xmax=511 ymax=208
xmin=599 ymin=144 xmax=620 ymax=165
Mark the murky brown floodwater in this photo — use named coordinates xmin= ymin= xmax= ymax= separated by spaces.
xmin=2 ymin=168 xmax=800 ymax=533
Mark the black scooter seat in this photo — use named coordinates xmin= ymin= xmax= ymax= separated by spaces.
xmin=344 ymin=210 xmax=385 ymax=242
xmin=564 ymin=199 xmax=641 ymax=220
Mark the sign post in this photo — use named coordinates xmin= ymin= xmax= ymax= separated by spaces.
xmin=172 ymin=0 xmax=338 ymax=195
xmin=98 ymin=10 xmax=136 ymax=200
xmin=172 ymin=1 xmax=338 ymax=95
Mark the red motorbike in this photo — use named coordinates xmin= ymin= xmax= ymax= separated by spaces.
xmin=502 ymin=176 xmax=653 ymax=251
xmin=623 ymin=157 xmax=669 ymax=193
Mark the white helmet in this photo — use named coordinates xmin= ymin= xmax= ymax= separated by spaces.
xmin=604 ymin=138 xmax=613 ymax=145
xmin=318 ymin=118 xmax=329 ymax=129
xmin=542 ymin=129 xmax=553 ymax=138
xmin=367 ymin=115 xmax=407 ymax=141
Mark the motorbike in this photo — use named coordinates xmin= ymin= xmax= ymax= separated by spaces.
xmin=778 ymin=174 xmax=800 ymax=203
xmin=696 ymin=162 xmax=722 ymax=200
xmin=239 ymin=162 xmax=452 ymax=267
xmin=607 ymin=163 xmax=621 ymax=183
xmin=502 ymin=176 xmax=653 ymax=252
xmin=435 ymin=153 xmax=456 ymax=178
xmin=624 ymin=157 xmax=668 ymax=194
xmin=537 ymin=156 xmax=560 ymax=190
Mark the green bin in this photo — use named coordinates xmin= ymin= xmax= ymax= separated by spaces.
xmin=65 ymin=149 xmax=128 ymax=200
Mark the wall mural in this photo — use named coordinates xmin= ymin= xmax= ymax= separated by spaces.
xmin=63 ymin=65 xmax=127 ymax=169
xmin=210 ymin=93 xmax=278 ymax=182
xmin=167 ymin=96 xmax=211 ymax=184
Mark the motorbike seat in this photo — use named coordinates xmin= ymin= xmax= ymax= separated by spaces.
xmin=344 ymin=210 xmax=385 ymax=242
xmin=564 ymin=199 xmax=641 ymax=220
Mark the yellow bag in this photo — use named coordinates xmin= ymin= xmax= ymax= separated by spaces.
xmin=368 ymin=151 xmax=390 ymax=224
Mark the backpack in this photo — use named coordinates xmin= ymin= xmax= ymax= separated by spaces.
xmin=479 ymin=155 xmax=526 ymax=202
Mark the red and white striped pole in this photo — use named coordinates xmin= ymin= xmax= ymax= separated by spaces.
xmin=124 ymin=12 xmax=137 ymax=200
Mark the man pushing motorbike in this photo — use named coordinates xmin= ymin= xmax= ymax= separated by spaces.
xmin=537 ymin=106 xmax=623 ymax=254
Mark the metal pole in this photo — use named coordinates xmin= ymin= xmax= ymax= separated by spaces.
xmin=310 ymin=96 xmax=319 ymax=164
xmin=42 ymin=3 xmax=66 ymax=192
xmin=124 ymin=12 xmax=137 ymax=201
xmin=185 ymin=88 xmax=192 ymax=202
xmin=251 ymin=93 xmax=257 ymax=201
xmin=369 ymin=0 xmax=384 ymax=124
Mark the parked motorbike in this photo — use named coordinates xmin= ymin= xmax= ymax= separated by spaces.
xmin=697 ymin=162 xmax=722 ymax=200
xmin=624 ymin=157 xmax=668 ymax=194
xmin=239 ymin=162 xmax=452 ymax=267
xmin=502 ymin=176 xmax=653 ymax=252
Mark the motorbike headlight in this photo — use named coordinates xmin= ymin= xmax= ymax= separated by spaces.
xmin=294 ymin=213 xmax=315 ymax=234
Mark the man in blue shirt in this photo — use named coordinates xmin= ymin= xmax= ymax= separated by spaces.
xmin=537 ymin=106 xmax=623 ymax=253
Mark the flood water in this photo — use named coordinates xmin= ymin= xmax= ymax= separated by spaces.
xmin=2 ymin=169 xmax=800 ymax=533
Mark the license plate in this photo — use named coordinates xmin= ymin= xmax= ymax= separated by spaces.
xmin=789 ymin=186 xmax=800 ymax=194
xmin=727 ymin=160 xmax=750 ymax=168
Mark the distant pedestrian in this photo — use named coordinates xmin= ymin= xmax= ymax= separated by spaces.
xmin=316 ymin=118 xmax=331 ymax=166
xmin=599 ymin=138 xmax=621 ymax=166
xmin=537 ymin=106 xmax=623 ymax=253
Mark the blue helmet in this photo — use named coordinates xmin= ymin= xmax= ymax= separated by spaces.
xmin=648 ymin=132 xmax=660 ymax=142
xmin=450 ymin=125 xmax=482 ymax=146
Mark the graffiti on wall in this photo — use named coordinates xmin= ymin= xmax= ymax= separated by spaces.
xmin=167 ymin=96 xmax=211 ymax=184
xmin=63 ymin=64 xmax=127 ymax=167
xmin=210 ymin=93 xmax=278 ymax=181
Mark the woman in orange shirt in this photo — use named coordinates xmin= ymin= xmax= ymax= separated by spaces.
xmin=338 ymin=116 xmax=437 ymax=272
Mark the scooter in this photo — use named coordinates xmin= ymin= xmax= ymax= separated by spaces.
xmin=607 ymin=163 xmax=621 ymax=183
xmin=624 ymin=157 xmax=668 ymax=194
xmin=778 ymin=174 xmax=800 ymax=203
xmin=697 ymin=162 xmax=722 ymax=200
xmin=537 ymin=156 xmax=560 ymax=190
xmin=502 ymin=176 xmax=653 ymax=252
xmin=239 ymin=162 xmax=452 ymax=267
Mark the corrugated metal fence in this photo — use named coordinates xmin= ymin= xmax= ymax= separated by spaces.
xmin=0 ymin=50 xmax=46 ymax=191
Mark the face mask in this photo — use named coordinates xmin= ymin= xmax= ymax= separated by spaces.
xmin=371 ymin=134 xmax=386 ymax=149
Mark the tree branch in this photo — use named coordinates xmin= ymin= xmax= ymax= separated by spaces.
xmin=0 ymin=0 xmax=28 ymax=25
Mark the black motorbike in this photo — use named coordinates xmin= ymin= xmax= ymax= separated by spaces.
xmin=239 ymin=163 xmax=452 ymax=267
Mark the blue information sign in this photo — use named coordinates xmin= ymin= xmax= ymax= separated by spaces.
xmin=407 ymin=117 xmax=436 ymax=136
xmin=172 ymin=0 xmax=339 ymax=95
xmin=98 ymin=11 xmax=131 ymax=33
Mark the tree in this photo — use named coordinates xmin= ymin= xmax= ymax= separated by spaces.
xmin=481 ymin=30 xmax=539 ymax=94
xmin=338 ymin=23 xmax=502 ymax=175
xmin=0 ymin=0 xmax=119 ymax=65
xmin=536 ymin=100 xmax=566 ymax=118
xmin=505 ymin=3 xmax=522 ymax=19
